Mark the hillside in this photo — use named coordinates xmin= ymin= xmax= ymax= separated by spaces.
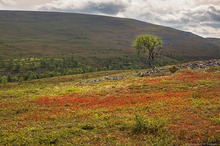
xmin=0 ymin=63 xmax=219 ymax=145
xmin=0 ymin=10 xmax=220 ymax=62
xmin=207 ymin=38 xmax=220 ymax=47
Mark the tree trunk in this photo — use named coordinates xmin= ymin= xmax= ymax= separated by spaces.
xmin=148 ymin=51 xmax=155 ymax=71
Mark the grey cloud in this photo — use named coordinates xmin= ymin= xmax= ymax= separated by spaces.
xmin=38 ymin=0 xmax=127 ymax=15
xmin=181 ymin=5 xmax=220 ymax=23
xmin=153 ymin=5 xmax=220 ymax=26
xmin=194 ymin=0 xmax=220 ymax=6
xmin=184 ymin=25 xmax=220 ymax=38
xmin=208 ymin=12 xmax=220 ymax=21
xmin=134 ymin=3 xmax=220 ymax=38
xmin=0 ymin=0 xmax=16 ymax=6
xmin=202 ymin=22 xmax=220 ymax=28
xmin=38 ymin=5 xmax=74 ymax=13
xmin=207 ymin=6 xmax=220 ymax=21
xmin=179 ymin=5 xmax=220 ymax=37
xmin=0 ymin=0 xmax=8 ymax=5
xmin=78 ymin=1 xmax=126 ymax=15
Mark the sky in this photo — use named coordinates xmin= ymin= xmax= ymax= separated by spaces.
xmin=0 ymin=0 xmax=220 ymax=38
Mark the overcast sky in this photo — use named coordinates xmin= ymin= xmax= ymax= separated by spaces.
xmin=0 ymin=0 xmax=220 ymax=38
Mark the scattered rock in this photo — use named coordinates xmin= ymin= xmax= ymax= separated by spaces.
xmin=134 ymin=59 xmax=220 ymax=77
xmin=104 ymin=76 xmax=124 ymax=80
xmin=84 ymin=75 xmax=124 ymax=83
xmin=79 ymin=59 xmax=220 ymax=82
xmin=177 ymin=59 xmax=220 ymax=70
xmin=135 ymin=68 xmax=167 ymax=77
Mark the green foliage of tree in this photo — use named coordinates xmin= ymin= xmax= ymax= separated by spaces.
xmin=133 ymin=34 xmax=163 ymax=69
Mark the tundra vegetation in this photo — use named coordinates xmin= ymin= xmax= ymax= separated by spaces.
xmin=0 ymin=66 xmax=219 ymax=145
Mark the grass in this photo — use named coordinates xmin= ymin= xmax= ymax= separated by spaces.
xmin=0 ymin=67 xmax=220 ymax=145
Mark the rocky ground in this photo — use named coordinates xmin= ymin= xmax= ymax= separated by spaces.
xmin=83 ymin=59 xmax=220 ymax=83
xmin=177 ymin=59 xmax=220 ymax=70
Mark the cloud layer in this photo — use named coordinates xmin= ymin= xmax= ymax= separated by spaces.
xmin=37 ymin=0 xmax=127 ymax=15
xmin=0 ymin=0 xmax=219 ymax=38
xmin=0 ymin=0 xmax=16 ymax=8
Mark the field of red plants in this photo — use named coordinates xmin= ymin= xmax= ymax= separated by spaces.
xmin=0 ymin=68 xmax=219 ymax=145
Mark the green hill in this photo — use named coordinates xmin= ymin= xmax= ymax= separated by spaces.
xmin=0 ymin=10 xmax=220 ymax=62
xmin=0 ymin=10 xmax=220 ymax=82
xmin=207 ymin=38 xmax=220 ymax=47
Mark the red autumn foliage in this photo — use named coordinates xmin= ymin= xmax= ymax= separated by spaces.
xmin=175 ymin=71 xmax=211 ymax=82
xmin=34 ymin=92 xmax=190 ymax=110
xmin=20 ymin=70 xmax=219 ymax=144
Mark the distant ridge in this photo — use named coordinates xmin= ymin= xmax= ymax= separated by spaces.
xmin=206 ymin=38 xmax=220 ymax=47
xmin=0 ymin=10 xmax=219 ymax=62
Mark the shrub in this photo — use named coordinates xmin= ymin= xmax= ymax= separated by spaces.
xmin=191 ymin=91 xmax=202 ymax=98
xmin=39 ymin=133 xmax=59 ymax=145
xmin=169 ymin=66 xmax=179 ymax=73
xmin=81 ymin=124 xmax=94 ymax=130
xmin=132 ymin=115 xmax=165 ymax=135
xmin=205 ymin=67 xmax=220 ymax=72
xmin=211 ymin=117 xmax=220 ymax=124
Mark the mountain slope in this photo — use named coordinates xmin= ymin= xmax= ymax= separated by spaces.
xmin=0 ymin=10 xmax=220 ymax=62
xmin=206 ymin=38 xmax=220 ymax=47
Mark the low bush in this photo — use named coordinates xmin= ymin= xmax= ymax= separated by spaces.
xmin=169 ymin=66 xmax=179 ymax=73
xmin=81 ymin=124 xmax=95 ymax=130
xmin=132 ymin=115 xmax=165 ymax=135
xmin=191 ymin=91 xmax=202 ymax=98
